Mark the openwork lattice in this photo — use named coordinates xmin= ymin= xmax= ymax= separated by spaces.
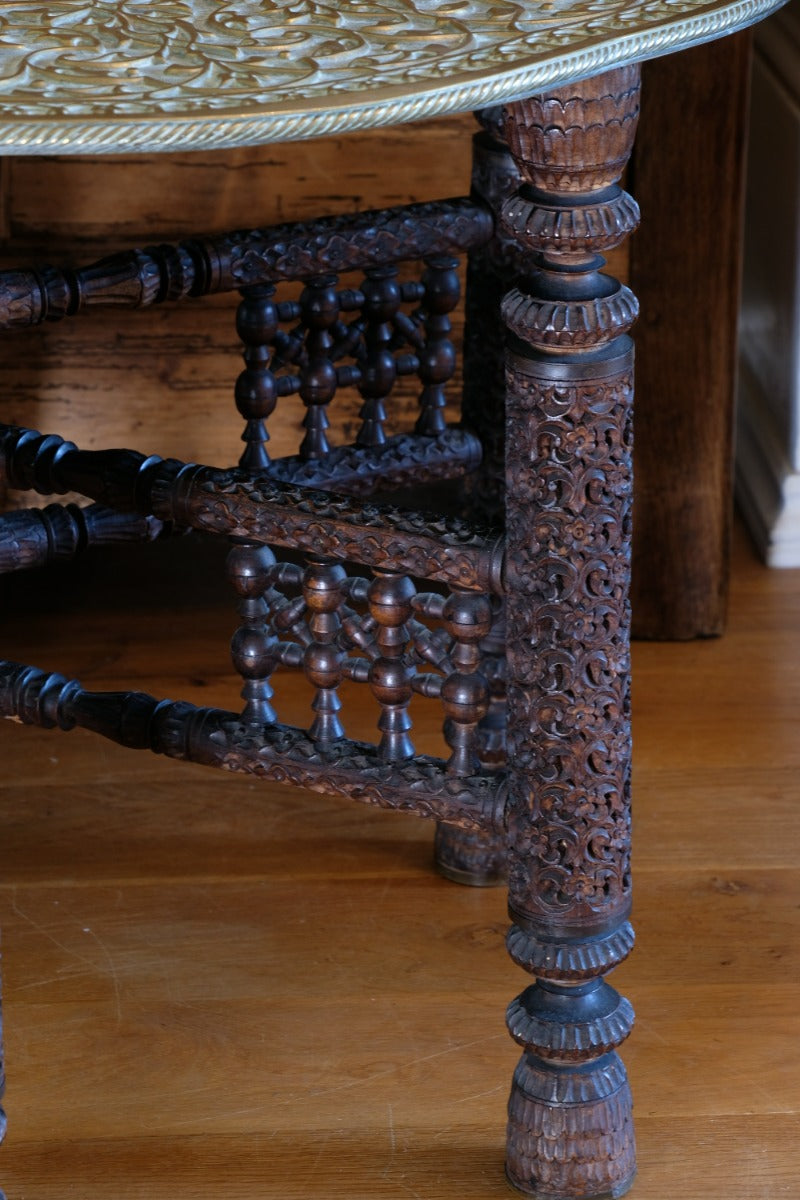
xmin=0 ymin=71 xmax=644 ymax=1197
xmin=234 ymin=258 xmax=472 ymax=484
xmin=227 ymin=541 xmax=502 ymax=772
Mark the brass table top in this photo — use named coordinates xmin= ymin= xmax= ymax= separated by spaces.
xmin=0 ymin=0 xmax=787 ymax=153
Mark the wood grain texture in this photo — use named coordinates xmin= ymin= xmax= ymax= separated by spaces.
xmin=0 ymin=120 xmax=476 ymax=507
xmin=0 ymin=73 xmax=747 ymax=639
xmin=630 ymin=38 xmax=752 ymax=638
xmin=0 ymin=523 xmax=797 ymax=1198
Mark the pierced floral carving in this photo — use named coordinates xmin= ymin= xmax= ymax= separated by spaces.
xmin=504 ymin=359 xmax=634 ymax=937
xmin=500 ymin=73 xmax=637 ymax=1196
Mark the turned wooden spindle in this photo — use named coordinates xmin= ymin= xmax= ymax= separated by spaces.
xmin=0 ymin=503 xmax=162 ymax=575
xmin=235 ymin=284 xmax=280 ymax=471
xmin=435 ymin=589 xmax=497 ymax=885
xmin=367 ymin=569 xmax=416 ymax=762
xmin=302 ymin=555 xmax=348 ymax=743
xmin=500 ymin=67 xmax=640 ymax=1199
xmin=227 ymin=540 xmax=279 ymax=725
xmin=415 ymin=256 xmax=459 ymax=437
xmin=433 ymin=597 xmax=509 ymax=887
xmin=299 ymin=275 xmax=339 ymax=460
xmin=356 ymin=267 xmax=400 ymax=448
xmin=440 ymin=591 xmax=492 ymax=776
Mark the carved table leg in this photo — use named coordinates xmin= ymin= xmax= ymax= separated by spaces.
xmin=501 ymin=69 xmax=640 ymax=1197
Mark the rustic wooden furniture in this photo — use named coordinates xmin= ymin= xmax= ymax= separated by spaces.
xmin=0 ymin=2 xmax=786 ymax=1196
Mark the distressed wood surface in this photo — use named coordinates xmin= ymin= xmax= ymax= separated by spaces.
xmin=0 ymin=121 xmax=479 ymax=486
xmin=0 ymin=53 xmax=745 ymax=639
xmin=0 ymin=523 xmax=797 ymax=1197
xmin=629 ymin=35 xmax=752 ymax=638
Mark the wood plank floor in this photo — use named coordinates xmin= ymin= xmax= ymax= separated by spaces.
xmin=0 ymin=524 xmax=798 ymax=1198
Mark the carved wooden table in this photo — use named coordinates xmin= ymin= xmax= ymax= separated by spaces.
xmin=0 ymin=2 xmax=786 ymax=1197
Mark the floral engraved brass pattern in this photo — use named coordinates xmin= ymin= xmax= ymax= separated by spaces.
xmin=0 ymin=0 xmax=785 ymax=150
xmin=504 ymin=361 xmax=633 ymax=936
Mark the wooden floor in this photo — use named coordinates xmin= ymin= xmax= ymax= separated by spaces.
xmin=0 ymin=523 xmax=798 ymax=1199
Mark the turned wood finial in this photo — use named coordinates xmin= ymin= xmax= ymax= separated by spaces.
xmin=502 ymin=66 xmax=641 ymax=194
xmin=440 ymin=591 xmax=492 ymax=776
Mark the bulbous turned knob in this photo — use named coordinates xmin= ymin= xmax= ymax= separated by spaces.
xmin=421 ymin=257 xmax=460 ymax=316
xmin=442 ymin=592 xmax=493 ymax=644
xmin=368 ymin=571 xmax=416 ymax=627
xmin=226 ymin=542 xmax=276 ymax=598
xmin=231 ymin=625 xmax=276 ymax=680
xmin=302 ymin=558 xmax=348 ymax=614
xmin=300 ymin=275 xmax=340 ymax=330
xmin=442 ymin=671 xmax=489 ymax=728
xmin=236 ymin=284 xmax=278 ymax=345
xmin=303 ymin=641 xmax=343 ymax=692
xmin=361 ymin=268 xmax=401 ymax=322
xmin=368 ymin=657 xmax=414 ymax=708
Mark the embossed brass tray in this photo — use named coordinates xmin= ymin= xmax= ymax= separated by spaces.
xmin=0 ymin=0 xmax=786 ymax=152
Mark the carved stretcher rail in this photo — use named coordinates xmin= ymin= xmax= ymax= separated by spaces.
xmin=0 ymin=196 xmax=493 ymax=329
xmin=0 ymin=502 xmax=164 ymax=575
xmin=0 ymin=425 xmax=506 ymax=593
xmin=0 ymin=661 xmax=506 ymax=832
xmin=259 ymin=428 xmax=482 ymax=496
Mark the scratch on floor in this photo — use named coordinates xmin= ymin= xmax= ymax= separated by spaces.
xmin=301 ymin=1032 xmax=507 ymax=1104
xmin=9 ymin=887 xmax=123 ymax=1022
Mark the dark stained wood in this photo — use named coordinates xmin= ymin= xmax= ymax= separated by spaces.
xmin=0 ymin=70 xmax=752 ymax=642
xmin=0 ymin=120 xmax=479 ymax=512
xmin=0 ymin=45 xmax=771 ymax=1200
xmin=0 ymin=198 xmax=492 ymax=329
xmin=0 ymin=424 xmax=505 ymax=593
xmin=500 ymin=69 xmax=640 ymax=1198
xmin=0 ymin=524 xmax=797 ymax=1200
xmin=629 ymin=36 xmax=752 ymax=638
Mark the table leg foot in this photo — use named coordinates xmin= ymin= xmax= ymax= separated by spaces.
xmin=433 ymin=821 xmax=507 ymax=885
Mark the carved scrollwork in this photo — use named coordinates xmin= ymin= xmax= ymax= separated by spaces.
xmin=0 ymin=424 xmax=505 ymax=593
xmin=500 ymin=69 xmax=638 ymax=1199
xmin=504 ymin=359 xmax=633 ymax=936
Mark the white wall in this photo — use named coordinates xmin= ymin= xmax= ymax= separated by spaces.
xmin=737 ymin=1 xmax=800 ymax=565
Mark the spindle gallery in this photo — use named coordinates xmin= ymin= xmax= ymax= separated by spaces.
xmin=0 ymin=0 xmax=787 ymax=1194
